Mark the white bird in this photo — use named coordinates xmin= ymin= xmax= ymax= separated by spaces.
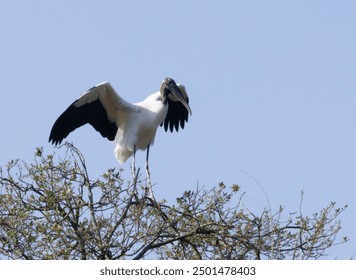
xmin=49 ymin=77 xmax=192 ymax=193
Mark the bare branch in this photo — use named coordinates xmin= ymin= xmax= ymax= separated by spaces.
xmin=0 ymin=144 xmax=349 ymax=260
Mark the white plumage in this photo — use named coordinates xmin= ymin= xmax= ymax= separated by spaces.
xmin=114 ymin=90 xmax=168 ymax=162
xmin=49 ymin=78 xmax=191 ymax=165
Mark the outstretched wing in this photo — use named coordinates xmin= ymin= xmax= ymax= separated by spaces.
xmin=49 ymin=82 xmax=134 ymax=145
xmin=161 ymin=84 xmax=190 ymax=132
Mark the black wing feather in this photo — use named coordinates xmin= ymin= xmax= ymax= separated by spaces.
xmin=48 ymin=98 xmax=117 ymax=145
xmin=160 ymin=96 xmax=189 ymax=133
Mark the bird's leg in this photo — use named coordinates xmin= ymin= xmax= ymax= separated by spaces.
xmin=131 ymin=145 xmax=136 ymax=179
xmin=131 ymin=145 xmax=141 ymax=199
xmin=145 ymin=145 xmax=154 ymax=200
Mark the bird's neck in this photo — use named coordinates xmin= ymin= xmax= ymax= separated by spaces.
xmin=160 ymin=91 xmax=169 ymax=105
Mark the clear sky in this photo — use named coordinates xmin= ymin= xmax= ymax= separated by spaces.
xmin=1 ymin=0 xmax=355 ymax=259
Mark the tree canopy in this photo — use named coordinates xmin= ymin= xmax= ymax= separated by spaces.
xmin=0 ymin=143 xmax=348 ymax=259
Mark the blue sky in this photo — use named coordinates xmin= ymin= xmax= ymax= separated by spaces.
xmin=1 ymin=0 xmax=355 ymax=259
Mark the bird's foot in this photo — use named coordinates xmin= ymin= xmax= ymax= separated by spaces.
xmin=144 ymin=184 xmax=155 ymax=201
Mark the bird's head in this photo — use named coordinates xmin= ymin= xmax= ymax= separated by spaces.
xmin=160 ymin=77 xmax=192 ymax=115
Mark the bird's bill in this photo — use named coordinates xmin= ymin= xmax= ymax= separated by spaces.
xmin=171 ymin=85 xmax=192 ymax=116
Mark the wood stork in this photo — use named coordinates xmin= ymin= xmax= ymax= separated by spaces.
xmin=48 ymin=77 xmax=192 ymax=194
